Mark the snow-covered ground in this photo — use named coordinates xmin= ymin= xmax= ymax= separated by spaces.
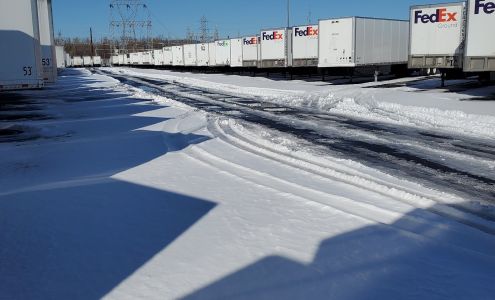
xmin=0 ymin=68 xmax=494 ymax=300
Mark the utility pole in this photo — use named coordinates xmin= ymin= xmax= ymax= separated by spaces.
xmin=287 ymin=0 xmax=290 ymax=28
xmin=90 ymin=27 xmax=95 ymax=58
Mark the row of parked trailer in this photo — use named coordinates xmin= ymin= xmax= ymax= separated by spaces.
xmin=0 ymin=0 xmax=60 ymax=91
xmin=109 ymin=17 xmax=409 ymax=72
xmin=2 ymin=0 xmax=494 ymax=92
xmin=107 ymin=0 xmax=494 ymax=76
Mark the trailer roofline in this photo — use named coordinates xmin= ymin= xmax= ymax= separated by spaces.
xmin=410 ymin=1 xmax=466 ymax=10
xmin=260 ymin=27 xmax=291 ymax=32
xmin=291 ymin=23 xmax=318 ymax=29
xmin=318 ymin=16 xmax=408 ymax=23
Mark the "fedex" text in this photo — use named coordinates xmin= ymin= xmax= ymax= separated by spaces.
xmin=414 ymin=8 xmax=458 ymax=23
xmin=262 ymin=31 xmax=283 ymax=41
xmin=475 ymin=0 xmax=495 ymax=14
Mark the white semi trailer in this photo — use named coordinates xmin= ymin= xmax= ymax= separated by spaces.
xmin=409 ymin=2 xmax=466 ymax=70
xmin=242 ymin=36 xmax=260 ymax=67
xmin=153 ymin=49 xmax=164 ymax=66
xmin=172 ymin=46 xmax=184 ymax=66
xmin=93 ymin=56 xmax=102 ymax=67
xmin=292 ymin=24 xmax=319 ymax=67
xmin=197 ymin=43 xmax=210 ymax=66
xmin=163 ymin=47 xmax=173 ymax=66
xmin=37 ymin=0 xmax=57 ymax=83
xmin=130 ymin=53 xmax=140 ymax=65
xmin=183 ymin=44 xmax=197 ymax=66
xmin=260 ymin=28 xmax=293 ymax=68
xmin=215 ymin=39 xmax=231 ymax=66
xmin=72 ymin=56 xmax=83 ymax=67
xmin=230 ymin=38 xmax=243 ymax=67
xmin=83 ymin=56 xmax=93 ymax=67
xmin=65 ymin=53 xmax=72 ymax=67
xmin=141 ymin=51 xmax=152 ymax=65
xmin=55 ymin=46 xmax=65 ymax=68
xmin=0 ymin=0 xmax=44 ymax=91
xmin=208 ymin=42 xmax=217 ymax=67
xmin=318 ymin=17 xmax=409 ymax=68
xmin=464 ymin=0 xmax=495 ymax=72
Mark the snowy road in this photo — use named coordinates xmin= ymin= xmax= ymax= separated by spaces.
xmin=104 ymin=70 xmax=495 ymax=221
xmin=1 ymin=69 xmax=495 ymax=300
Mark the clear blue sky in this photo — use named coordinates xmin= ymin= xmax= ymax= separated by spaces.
xmin=53 ymin=0 xmax=437 ymax=41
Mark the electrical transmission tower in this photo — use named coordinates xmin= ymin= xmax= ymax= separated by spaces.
xmin=109 ymin=0 xmax=152 ymax=54
xmin=199 ymin=16 xmax=210 ymax=43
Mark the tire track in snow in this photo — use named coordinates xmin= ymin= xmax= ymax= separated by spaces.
xmin=103 ymin=71 xmax=495 ymax=218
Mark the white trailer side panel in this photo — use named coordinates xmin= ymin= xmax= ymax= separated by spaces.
xmin=118 ymin=54 xmax=124 ymax=65
xmin=93 ymin=56 xmax=102 ymax=66
xmin=410 ymin=2 xmax=465 ymax=57
xmin=65 ymin=53 xmax=72 ymax=67
xmin=153 ymin=49 xmax=164 ymax=65
xmin=318 ymin=18 xmax=355 ymax=67
xmin=208 ymin=42 xmax=217 ymax=66
xmin=83 ymin=56 xmax=93 ymax=66
xmin=0 ymin=0 xmax=44 ymax=90
xmin=55 ymin=46 xmax=65 ymax=68
xmin=72 ymin=56 xmax=83 ymax=67
xmin=183 ymin=44 xmax=197 ymax=66
xmin=37 ymin=0 xmax=56 ymax=83
xmin=355 ymin=18 xmax=409 ymax=66
xmin=230 ymin=38 xmax=243 ymax=67
xmin=215 ymin=40 xmax=231 ymax=66
xmin=130 ymin=53 xmax=139 ymax=65
xmin=163 ymin=47 xmax=173 ymax=65
xmin=464 ymin=0 xmax=495 ymax=71
xmin=196 ymin=43 xmax=210 ymax=66
xmin=242 ymin=36 xmax=259 ymax=67
xmin=172 ymin=46 xmax=184 ymax=66
xmin=260 ymin=28 xmax=292 ymax=68
xmin=292 ymin=25 xmax=319 ymax=67
xmin=142 ymin=51 xmax=152 ymax=64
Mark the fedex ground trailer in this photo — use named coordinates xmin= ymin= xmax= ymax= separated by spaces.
xmin=184 ymin=44 xmax=198 ymax=66
xmin=172 ymin=46 xmax=184 ymax=66
xmin=242 ymin=36 xmax=259 ymax=67
xmin=409 ymin=2 xmax=466 ymax=70
xmin=292 ymin=24 xmax=319 ymax=67
xmin=215 ymin=40 xmax=231 ymax=66
xmin=318 ymin=17 xmax=409 ymax=71
xmin=197 ymin=43 xmax=210 ymax=66
xmin=230 ymin=38 xmax=243 ymax=67
xmin=260 ymin=28 xmax=293 ymax=68
xmin=37 ymin=0 xmax=57 ymax=83
xmin=0 ymin=0 xmax=44 ymax=91
xmin=464 ymin=0 xmax=495 ymax=72
xmin=163 ymin=47 xmax=173 ymax=66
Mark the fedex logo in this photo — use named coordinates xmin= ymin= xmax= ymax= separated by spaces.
xmin=294 ymin=26 xmax=319 ymax=37
xmin=475 ymin=0 xmax=495 ymax=14
xmin=262 ymin=31 xmax=283 ymax=41
xmin=217 ymin=41 xmax=229 ymax=47
xmin=414 ymin=8 xmax=458 ymax=23
xmin=243 ymin=37 xmax=258 ymax=45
